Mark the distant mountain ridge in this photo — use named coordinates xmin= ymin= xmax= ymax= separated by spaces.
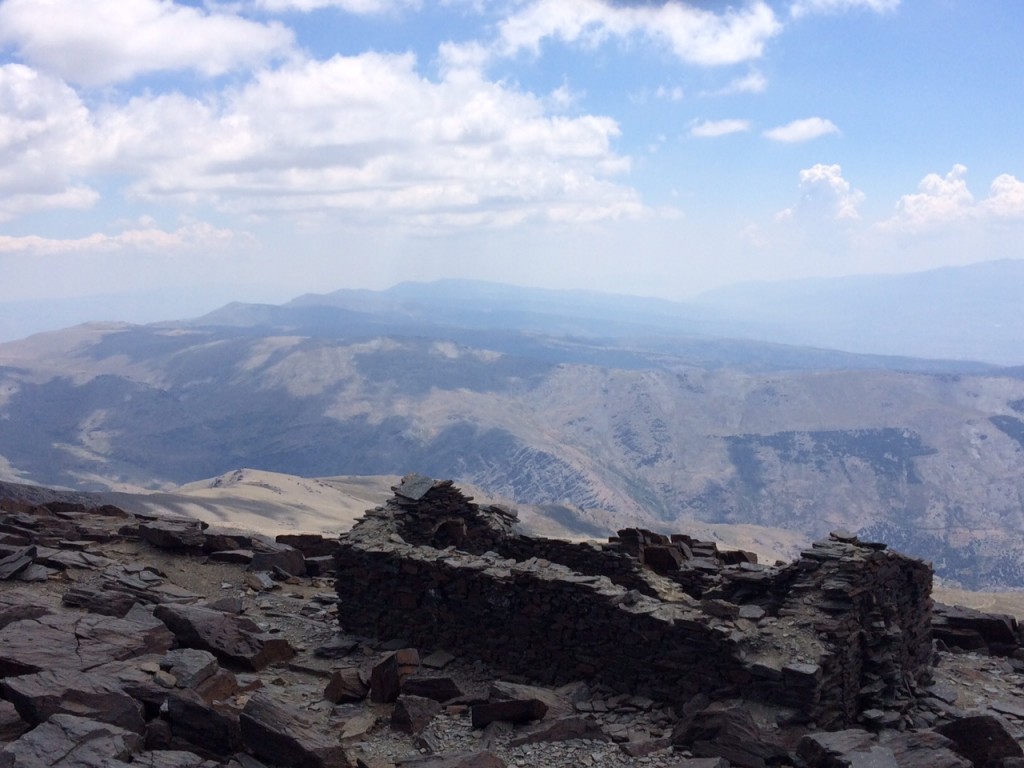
xmin=3 ymin=274 xmax=1024 ymax=587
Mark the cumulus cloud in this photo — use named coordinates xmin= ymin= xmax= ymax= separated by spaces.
xmin=982 ymin=174 xmax=1024 ymax=219
xmin=884 ymin=165 xmax=1024 ymax=232
xmin=253 ymin=0 xmax=420 ymax=12
xmin=689 ymin=119 xmax=750 ymax=138
xmin=80 ymin=52 xmax=644 ymax=228
xmin=705 ymin=70 xmax=767 ymax=96
xmin=777 ymin=163 xmax=864 ymax=221
xmin=0 ymin=0 xmax=293 ymax=86
xmin=790 ymin=0 xmax=899 ymax=18
xmin=496 ymin=0 xmax=782 ymax=67
xmin=763 ymin=117 xmax=839 ymax=142
xmin=0 ymin=64 xmax=98 ymax=217
xmin=0 ymin=222 xmax=241 ymax=255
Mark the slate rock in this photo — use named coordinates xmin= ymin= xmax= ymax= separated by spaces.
xmin=325 ymin=668 xmax=369 ymax=704
xmin=161 ymin=648 xmax=219 ymax=689
xmin=880 ymin=730 xmax=973 ymax=768
xmin=166 ymin=690 xmax=244 ymax=757
xmin=392 ymin=752 xmax=505 ymax=768
xmin=239 ymin=690 xmax=349 ymax=768
xmin=131 ymin=750 xmax=220 ymax=768
xmin=0 ymin=713 xmax=143 ymax=767
xmin=0 ymin=700 xmax=31 ymax=741
xmin=0 ymin=612 xmax=174 ymax=677
xmin=153 ymin=604 xmax=295 ymax=671
xmin=138 ymin=519 xmax=207 ymax=551
xmin=0 ymin=668 xmax=145 ymax=733
xmin=401 ymin=676 xmax=464 ymax=702
xmin=370 ymin=649 xmax=420 ymax=704
xmin=0 ymin=546 xmax=35 ymax=580
xmin=675 ymin=704 xmax=788 ymax=768
xmin=508 ymin=716 xmax=608 ymax=746
xmin=471 ymin=699 xmax=548 ymax=729
xmin=391 ymin=695 xmax=442 ymax=734
xmin=936 ymin=715 xmax=1024 ymax=768
xmin=249 ymin=543 xmax=306 ymax=578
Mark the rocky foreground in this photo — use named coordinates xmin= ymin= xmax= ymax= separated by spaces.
xmin=2 ymin=482 xmax=1024 ymax=767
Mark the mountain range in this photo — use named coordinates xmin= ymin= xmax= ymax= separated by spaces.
xmin=2 ymin=260 xmax=1024 ymax=587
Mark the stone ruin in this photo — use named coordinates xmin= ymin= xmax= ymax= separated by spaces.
xmin=334 ymin=474 xmax=935 ymax=732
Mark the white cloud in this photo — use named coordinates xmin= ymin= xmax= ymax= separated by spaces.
xmin=982 ymin=174 xmax=1024 ymax=219
xmin=655 ymin=85 xmax=685 ymax=102
xmin=0 ymin=222 xmax=242 ymax=255
xmin=497 ymin=0 xmax=782 ymax=67
xmin=689 ymin=119 xmax=750 ymax=138
xmin=0 ymin=0 xmax=293 ymax=86
xmin=781 ymin=163 xmax=864 ymax=221
xmin=253 ymin=0 xmax=420 ymax=12
xmin=708 ymin=70 xmax=767 ymax=96
xmin=884 ymin=165 xmax=1024 ymax=232
xmin=763 ymin=117 xmax=839 ymax=142
xmin=0 ymin=64 xmax=99 ymax=217
xmin=83 ymin=52 xmax=644 ymax=228
xmin=790 ymin=0 xmax=899 ymax=19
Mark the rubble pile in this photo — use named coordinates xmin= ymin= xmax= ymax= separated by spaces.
xmin=335 ymin=475 xmax=934 ymax=731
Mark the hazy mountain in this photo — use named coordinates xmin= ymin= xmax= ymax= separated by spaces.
xmin=691 ymin=259 xmax=1024 ymax=366
xmin=2 ymin=280 xmax=1024 ymax=587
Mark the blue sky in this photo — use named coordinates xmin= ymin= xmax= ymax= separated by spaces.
xmin=0 ymin=0 xmax=1022 ymax=338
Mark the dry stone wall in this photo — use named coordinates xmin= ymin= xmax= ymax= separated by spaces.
xmin=335 ymin=474 xmax=935 ymax=730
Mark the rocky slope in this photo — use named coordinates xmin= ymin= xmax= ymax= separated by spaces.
xmin=3 ymin=479 xmax=1024 ymax=768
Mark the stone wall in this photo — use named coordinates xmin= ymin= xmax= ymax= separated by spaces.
xmin=335 ymin=475 xmax=934 ymax=729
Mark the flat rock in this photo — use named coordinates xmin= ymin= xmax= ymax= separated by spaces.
xmin=0 ymin=713 xmax=143 ymax=767
xmin=153 ymin=604 xmax=295 ymax=671
xmin=401 ymin=676 xmax=464 ymax=702
xmin=0 ymin=612 xmax=173 ymax=677
xmin=138 ymin=519 xmax=207 ymax=551
xmin=394 ymin=752 xmax=505 ymax=768
xmin=936 ymin=714 xmax=1024 ymax=767
xmin=0 ymin=668 xmax=145 ymax=733
xmin=130 ymin=750 xmax=220 ymax=768
xmin=166 ymin=690 xmax=244 ymax=757
xmin=239 ymin=690 xmax=349 ymax=768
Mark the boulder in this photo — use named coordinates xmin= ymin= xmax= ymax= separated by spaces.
xmin=0 ymin=668 xmax=145 ymax=733
xmin=249 ymin=543 xmax=305 ymax=578
xmin=239 ymin=690 xmax=350 ymax=768
xmin=153 ymin=604 xmax=295 ymax=671
xmin=0 ymin=612 xmax=173 ymax=677
xmin=391 ymin=695 xmax=442 ymax=734
xmin=936 ymin=715 xmax=1024 ymax=768
xmin=370 ymin=649 xmax=420 ymax=704
xmin=675 ymin=704 xmax=788 ymax=768
xmin=0 ymin=713 xmax=143 ymax=767
xmin=400 ymin=676 xmax=464 ymax=702
xmin=166 ymin=690 xmax=243 ymax=757
xmin=324 ymin=668 xmax=369 ymax=704
xmin=138 ymin=519 xmax=207 ymax=551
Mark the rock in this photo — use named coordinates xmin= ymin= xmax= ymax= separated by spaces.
xmin=391 ymin=695 xmax=442 ymax=734
xmin=470 ymin=698 xmax=548 ymax=728
xmin=675 ymin=704 xmax=788 ymax=768
xmin=324 ymin=668 xmax=369 ymax=704
xmin=245 ymin=572 xmax=277 ymax=592
xmin=0 ymin=612 xmax=174 ymax=677
xmin=0 ymin=700 xmax=31 ymax=741
xmin=392 ymin=752 xmax=505 ymax=768
xmin=161 ymin=648 xmax=220 ymax=689
xmin=0 ymin=668 xmax=146 ymax=733
xmin=369 ymin=649 xmax=420 ymax=704
xmin=153 ymin=604 xmax=295 ymax=671
xmin=489 ymin=681 xmax=571 ymax=718
xmin=138 ymin=519 xmax=207 ymax=550
xmin=166 ymin=690 xmax=243 ymax=757
xmin=880 ymin=731 xmax=973 ymax=768
xmin=249 ymin=543 xmax=305 ymax=578
xmin=0 ymin=713 xmax=143 ymax=766
xmin=401 ymin=676 xmax=464 ymax=702
xmin=239 ymin=690 xmax=349 ymax=768
xmin=0 ymin=546 xmax=35 ymax=580
xmin=421 ymin=650 xmax=456 ymax=670
xmin=936 ymin=714 xmax=1024 ymax=767
xmin=275 ymin=534 xmax=340 ymax=559
xmin=508 ymin=716 xmax=608 ymax=746
xmin=130 ymin=750 xmax=220 ymax=768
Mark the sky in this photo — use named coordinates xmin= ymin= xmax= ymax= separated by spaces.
xmin=0 ymin=0 xmax=1022 ymax=339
